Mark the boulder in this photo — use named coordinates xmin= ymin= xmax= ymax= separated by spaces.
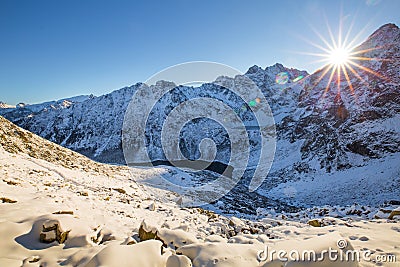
xmin=39 ymin=219 xmax=70 ymax=244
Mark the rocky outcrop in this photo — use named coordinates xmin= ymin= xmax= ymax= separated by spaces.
xmin=39 ymin=220 xmax=70 ymax=244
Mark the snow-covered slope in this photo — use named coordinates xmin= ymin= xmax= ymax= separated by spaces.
xmin=0 ymin=116 xmax=124 ymax=176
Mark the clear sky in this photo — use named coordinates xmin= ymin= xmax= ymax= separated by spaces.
xmin=1 ymin=0 xmax=399 ymax=105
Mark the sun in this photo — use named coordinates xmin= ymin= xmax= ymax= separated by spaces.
xmin=296 ymin=17 xmax=389 ymax=99
xmin=328 ymin=46 xmax=350 ymax=66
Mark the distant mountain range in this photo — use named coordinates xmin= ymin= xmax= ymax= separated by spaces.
xmin=1 ymin=23 xmax=399 ymax=208
xmin=0 ymin=101 xmax=15 ymax=109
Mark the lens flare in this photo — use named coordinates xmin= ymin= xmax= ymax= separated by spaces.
xmin=248 ymin=100 xmax=257 ymax=107
xmin=292 ymin=75 xmax=304 ymax=82
xmin=275 ymin=72 xmax=289 ymax=85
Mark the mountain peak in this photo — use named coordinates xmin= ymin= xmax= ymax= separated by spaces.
xmin=372 ymin=23 xmax=399 ymax=36
xmin=269 ymin=62 xmax=285 ymax=69
xmin=265 ymin=62 xmax=286 ymax=73
xmin=246 ymin=63 xmax=307 ymax=76
xmin=245 ymin=65 xmax=263 ymax=74
xmin=375 ymin=23 xmax=399 ymax=32
xmin=364 ymin=23 xmax=400 ymax=46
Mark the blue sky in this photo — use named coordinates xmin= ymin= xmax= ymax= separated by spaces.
xmin=1 ymin=0 xmax=399 ymax=105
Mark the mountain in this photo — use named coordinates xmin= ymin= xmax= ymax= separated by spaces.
xmin=260 ymin=23 xmax=400 ymax=207
xmin=0 ymin=65 xmax=307 ymax=166
xmin=287 ymin=23 xmax=400 ymax=168
xmin=0 ymin=101 xmax=15 ymax=109
xmin=1 ymin=103 xmax=399 ymax=267
xmin=1 ymin=23 xmax=399 ymax=209
xmin=0 ymin=95 xmax=93 ymax=123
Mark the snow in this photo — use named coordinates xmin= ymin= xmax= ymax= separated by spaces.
xmin=0 ymin=101 xmax=15 ymax=109
xmin=0 ymin=118 xmax=399 ymax=266
xmin=261 ymin=152 xmax=400 ymax=207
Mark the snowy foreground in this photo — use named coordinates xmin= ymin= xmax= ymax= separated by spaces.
xmin=0 ymin=145 xmax=399 ymax=267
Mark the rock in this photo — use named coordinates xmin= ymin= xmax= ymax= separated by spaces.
xmin=374 ymin=210 xmax=389 ymax=219
xmin=90 ymin=227 xmax=116 ymax=245
xmin=0 ymin=197 xmax=17 ymax=203
xmin=138 ymin=221 xmax=197 ymax=249
xmin=101 ymin=227 xmax=116 ymax=243
xmin=308 ymin=219 xmax=321 ymax=227
xmin=23 ymin=256 xmax=40 ymax=264
xmin=388 ymin=208 xmax=400 ymax=220
xmin=2 ymin=179 xmax=19 ymax=186
xmin=126 ymin=240 xmax=137 ymax=245
xmin=138 ymin=221 xmax=158 ymax=241
xmin=122 ymin=236 xmax=137 ymax=245
xmin=197 ymin=208 xmax=218 ymax=221
xmin=320 ymin=217 xmax=338 ymax=226
xmin=228 ymin=217 xmax=245 ymax=228
xmin=166 ymin=254 xmax=192 ymax=267
xmin=39 ymin=219 xmax=70 ymax=244
xmin=158 ymin=228 xmax=198 ymax=249
xmin=113 ymin=188 xmax=126 ymax=194
xmin=379 ymin=208 xmax=393 ymax=214
xmin=176 ymin=197 xmax=183 ymax=206
xmin=78 ymin=191 xmax=88 ymax=197
xmin=148 ymin=202 xmax=156 ymax=211
xmin=52 ymin=210 xmax=74 ymax=215
xmin=40 ymin=230 xmax=56 ymax=243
